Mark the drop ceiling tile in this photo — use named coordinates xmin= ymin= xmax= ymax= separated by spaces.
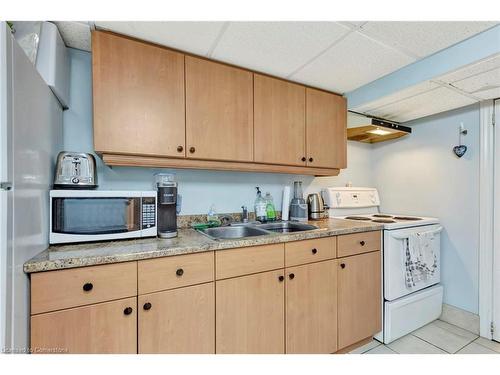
xmin=472 ymin=87 xmax=500 ymax=100
xmin=359 ymin=21 xmax=498 ymax=58
xmin=338 ymin=21 xmax=367 ymax=29
xmin=53 ymin=21 xmax=91 ymax=51
xmin=95 ymin=21 xmax=226 ymax=56
xmin=291 ymin=31 xmax=415 ymax=93
xmin=451 ymin=68 xmax=500 ymax=95
xmin=437 ymin=53 xmax=500 ymax=83
xmin=368 ymin=86 xmax=477 ymax=122
xmin=210 ymin=22 xmax=350 ymax=78
xmin=353 ymin=81 xmax=440 ymax=113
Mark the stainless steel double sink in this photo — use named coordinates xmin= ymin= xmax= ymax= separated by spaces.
xmin=198 ymin=221 xmax=319 ymax=240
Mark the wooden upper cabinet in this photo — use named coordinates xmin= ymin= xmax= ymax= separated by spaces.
xmin=254 ymin=74 xmax=306 ymax=166
xmin=337 ymin=251 xmax=382 ymax=349
xmin=185 ymin=57 xmax=254 ymax=162
xmin=306 ymin=88 xmax=347 ymax=169
xmin=92 ymin=31 xmax=185 ymax=157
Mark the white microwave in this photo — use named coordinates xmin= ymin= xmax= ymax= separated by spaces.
xmin=50 ymin=190 xmax=157 ymax=244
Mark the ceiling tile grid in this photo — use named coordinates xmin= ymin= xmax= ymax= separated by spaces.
xmin=438 ymin=53 xmax=500 ymax=83
xmin=53 ymin=21 xmax=500 ymax=123
xmin=357 ymin=21 xmax=498 ymax=59
xmin=210 ymin=22 xmax=351 ymax=78
xmin=290 ymin=31 xmax=415 ymax=93
xmin=353 ymin=81 xmax=440 ymax=113
xmin=95 ymin=21 xmax=227 ymax=56
xmin=366 ymin=86 xmax=477 ymax=122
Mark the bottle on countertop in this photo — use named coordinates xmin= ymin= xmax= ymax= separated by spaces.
xmin=265 ymin=192 xmax=276 ymax=221
xmin=254 ymin=187 xmax=267 ymax=222
xmin=207 ymin=204 xmax=221 ymax=225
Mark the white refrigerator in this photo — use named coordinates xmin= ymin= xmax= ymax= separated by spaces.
xmin=0 ymin=22 xmax=62 ymax=353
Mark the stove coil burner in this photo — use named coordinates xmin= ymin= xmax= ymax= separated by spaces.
xmin=372 ymin=219 xmax=396 ymax=223
xmin=393 ymin=216 xmax=423 ymax=221
xmin=344 ymin=216 xmax=372 ymax=221
xmin=372 ymin=214 xmax=394 ymax=218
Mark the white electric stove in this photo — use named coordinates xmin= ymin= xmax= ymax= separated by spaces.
xmin=322 ymin=187 xmax=444 ymax=344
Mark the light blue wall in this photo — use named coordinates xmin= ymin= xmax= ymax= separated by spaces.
xmin=372 ymin=104 xmax=480 ymax=313
xmin=63 ymin=48 xmax=375 ymax=215
xmin=347 ymin=25 xmax=500 ymax=108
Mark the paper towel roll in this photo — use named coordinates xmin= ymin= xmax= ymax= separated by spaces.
xmin=281 ymin=186 xmax=291 ymax=221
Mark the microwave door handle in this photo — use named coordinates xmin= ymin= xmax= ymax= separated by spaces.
xmin=391 ymin=225 xmax=443 ymax=240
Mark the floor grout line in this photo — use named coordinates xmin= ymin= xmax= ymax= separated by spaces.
xmin=471 ymin=337 xmax=500 ymax=353
xmin=401 ymin=334 xmax=450 ymax=353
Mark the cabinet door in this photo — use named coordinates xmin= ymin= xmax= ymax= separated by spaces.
xmin=92 ymin=31 xmax=185 ymax=157
xmin=31 ymin=297 xmax=137 ymax=354
xmin=138 ymin=283 xmax=215 ymax=354
xmin=185 ymin=56 xmax=253 ymax=162
xmin=337 ymin=251 xmax=382 ymax=349
xmin=254 ymin=74 xmax=306 ymax=166
xmin=306 ymin=88 xmax=347 ymax=169
xmin=216 ymin=270 xmax=285 ymax=353
xmin=286 ymin=260 xmax=337 ymax=353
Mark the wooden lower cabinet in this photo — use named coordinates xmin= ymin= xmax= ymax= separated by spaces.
xmin=285 ymin=260 xmax=338 ymax=354
xmin=138 ymin=283 xmax=215 ymax=354
xmin=337 ymin=251 xmax=382 ymax=349
xmin=30 ymin=297 xmax=137 ymax=354
xmin=216 ymin=270 xmax=285 ymax=353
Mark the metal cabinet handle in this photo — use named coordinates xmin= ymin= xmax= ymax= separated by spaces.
xmin=83 ymin=282 xmax=93 ymax=292
xmin=189 ymin=147 xmax=196 ymax=153
xmin=309 ymin=157 xmax=313 ymax=162
xmin=301 ymin=157 xmax=306 ymax=162
xmin=143 ymin=302 xmax=152 ymax=311
xmin=340 ymin=263 xmax=346 ymax=269
xmin=360 ymin=241 xmax=366 ymax=246
xmin=311 ymin=248 xmax=317 ymax=254
xmin=278 ymin=275 xmax=284 ymax=282
xmin=289 ymin=273 xmax=295 ymax=280
xmin=177 ymin=146 xmax=184 ymax=152
xmin=176 ymin=268 xmax=184 ymax=277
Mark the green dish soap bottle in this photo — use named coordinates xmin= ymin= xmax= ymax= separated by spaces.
xmin=265 ymin=192 xmax=276 ymax=222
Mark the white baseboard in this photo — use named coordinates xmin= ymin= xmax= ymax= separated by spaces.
xmin=440 ymin=303 xmax=480 ymax=335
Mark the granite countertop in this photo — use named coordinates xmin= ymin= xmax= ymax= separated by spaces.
xmin=24 ymin=219 xmax=383 ymax=273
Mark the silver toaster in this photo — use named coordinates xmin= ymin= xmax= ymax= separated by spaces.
xmin=53 ymin=152 xmax=98 ymax=189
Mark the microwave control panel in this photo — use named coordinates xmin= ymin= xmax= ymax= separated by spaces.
xmin=141 ymin=197 xmax=156 ymax=229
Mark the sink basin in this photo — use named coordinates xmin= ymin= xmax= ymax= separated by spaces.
xmin=200 ymin=225 xmax=270 ymax=239
xmin=258 ymin=222 xmax=319 ymax=233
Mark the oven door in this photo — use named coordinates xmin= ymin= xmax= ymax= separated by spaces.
xmin=384 ymin=224 xmax=442 ymax=301
xmin=51 ymin=196 xmax=142 ymax=244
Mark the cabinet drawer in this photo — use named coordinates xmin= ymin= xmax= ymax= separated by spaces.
xmin=215 ymin=243 xmax=284 ymax=279
xmin=285 ymin=236 xmax=336 ymax=267
xmin=138 ymin=252 xmax=214 ymax=294
xmin=337 ymin=231 xmax=381 ymax=257
xmin=31 ymin=262 xmax=137 ymax=315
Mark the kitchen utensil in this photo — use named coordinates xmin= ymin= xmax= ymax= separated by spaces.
xmin=53 ymin=151 xmax=97 ymax=189
xmin=290 ymin=181 xmax=308 ymax=222
xmin=307 ymin=193 xmax=325 ymax=220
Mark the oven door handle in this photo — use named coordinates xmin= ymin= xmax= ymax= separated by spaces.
xmin=390 ymin=225 xmax=443 ymax=240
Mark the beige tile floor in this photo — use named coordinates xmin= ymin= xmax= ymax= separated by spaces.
xmin=350 ymin=320 xmax=500 ymax=354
